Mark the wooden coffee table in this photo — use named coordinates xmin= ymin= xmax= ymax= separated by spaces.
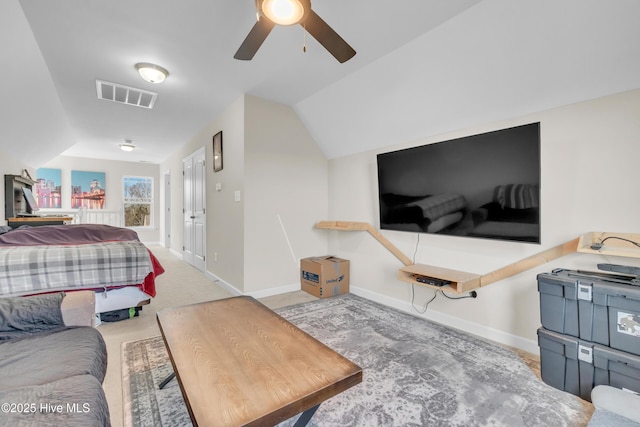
xmin=156 ymin=296 xmax=362 ymax=426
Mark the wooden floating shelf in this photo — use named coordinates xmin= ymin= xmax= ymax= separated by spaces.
xmin=398 ymin=264 xmax=481 ymax=294
xmin=316 ymin=221 xmax=638 ymax=294
xmin=577 ymin=232 xmax=640 ymax=259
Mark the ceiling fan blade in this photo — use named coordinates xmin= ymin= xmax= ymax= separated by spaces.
xmin=234 ymin=18 xmax=276 ymax=60
xmin=303 ymin=10 xmax=356 ymax=63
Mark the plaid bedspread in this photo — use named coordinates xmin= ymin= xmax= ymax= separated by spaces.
xmin=0 ymin=241 xmax=153 ymax=298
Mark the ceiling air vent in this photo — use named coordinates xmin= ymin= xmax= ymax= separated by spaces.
xmin=96 ymin=80 xmax=158 ymax=109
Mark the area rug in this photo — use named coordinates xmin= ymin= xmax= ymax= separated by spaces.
xmin=122 ymin=294 xmax=591 ymax=426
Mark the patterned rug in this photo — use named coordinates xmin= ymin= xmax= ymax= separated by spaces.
xmin=122 ymin=294 xmax=591 ymax=426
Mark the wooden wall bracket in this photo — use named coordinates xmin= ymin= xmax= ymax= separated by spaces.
xmin=315 ymin=221 xmax=635 ymax=293
xmin=315 ymin=221 xmax=413 ymax=266
xmin=479 ymin=238 xmax=579 ymax=287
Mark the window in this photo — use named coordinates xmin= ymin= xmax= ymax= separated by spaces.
xmin=123 ymin=176 xmax=153 ymax=227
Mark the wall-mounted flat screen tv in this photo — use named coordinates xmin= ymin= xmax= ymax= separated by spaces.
xmin=377 ymin=122 xmax=541 ymax=243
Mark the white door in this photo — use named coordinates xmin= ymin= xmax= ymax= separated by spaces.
xmin=183 ymin=148 xmax=206 ymax=271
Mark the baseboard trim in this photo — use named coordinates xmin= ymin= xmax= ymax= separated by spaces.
xmin=245 ymin=283 xmax=301 ymax=299
xmin=350 ymin=286 xmax=540 ymax=355
xmin=169 ymin=248 xmax=183 ymax=260
xmin=204 ymin=271 xmax=243 ymax=296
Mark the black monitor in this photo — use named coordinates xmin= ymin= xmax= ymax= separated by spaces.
xmin=22 ymin=187 xmax=39 ymax=214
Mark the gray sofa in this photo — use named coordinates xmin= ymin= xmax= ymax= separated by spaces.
xmin=0 ymin=292 xmax=110 ymax=426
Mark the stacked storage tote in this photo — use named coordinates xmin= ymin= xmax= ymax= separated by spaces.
xmin=537 ymin=268 xmax=640 ymax=401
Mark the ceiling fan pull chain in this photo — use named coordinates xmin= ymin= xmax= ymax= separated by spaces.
xmin=303 ymin=22 xmax=307 ymax=53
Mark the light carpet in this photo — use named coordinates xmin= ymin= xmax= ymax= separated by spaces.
xmin=122 ymin=294 xmax=591 ymax=426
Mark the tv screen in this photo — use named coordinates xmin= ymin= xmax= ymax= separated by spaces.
xmin=377 ymin=122 xmax=541 ymax=243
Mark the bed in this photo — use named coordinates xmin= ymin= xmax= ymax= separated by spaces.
xmin=0 ymin=224 xmax=164 ymax=314
xmin=380 ymin=193 xmax=467 ymax=233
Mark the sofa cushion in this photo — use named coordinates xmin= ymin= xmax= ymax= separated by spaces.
xmin=0 ymin=374 xmax=110 ymax=427
xmin=0 ymin=293 xmax=65 ymax=341
xmin=0 ymin=327 xmax=107 ymax=391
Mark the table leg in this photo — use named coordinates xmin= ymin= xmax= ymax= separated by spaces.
xmin=159 ymin=372 xmax=176 ymax=389
xmin=293 ymin=404 xmax=320 ymax=427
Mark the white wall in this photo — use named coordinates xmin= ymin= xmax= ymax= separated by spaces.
xmin=326 ymin=89 xmax=640 ymax=353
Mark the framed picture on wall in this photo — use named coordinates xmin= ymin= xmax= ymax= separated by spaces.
xmin=213 ymin=131 xmax=223 ymax=172
xmin=35 ymin=168 xmax=62 ymax=209
xmin=71 ymin=170 xmax=106 ymax=209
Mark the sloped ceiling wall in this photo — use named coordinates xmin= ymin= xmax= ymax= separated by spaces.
xmin=0 ymin=1 xmax=75 ymax=167
xmin=295 ymin=0 xmax=640 ymax=159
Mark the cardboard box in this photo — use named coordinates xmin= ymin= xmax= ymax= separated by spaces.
xmin=300 ymin=256 xmax=350 ymax=298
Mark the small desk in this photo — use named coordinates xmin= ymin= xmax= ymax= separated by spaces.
xmin=157 ymin=296 xmax=362 ymax=427
xmin=7 ymin=216 xmax=73 ymax=228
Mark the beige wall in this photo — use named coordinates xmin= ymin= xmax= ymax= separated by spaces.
xmin=1 ymin=153 xmax=160 ymax=242
xmin=160 ymin=95 xmax=246 ymax=288
xmin=325 ymin=89 xmax=640 ymax=353
xmin=160 ymin=95 xmax=328 ymax=294
xmin=41 ymin=156 xmax=161 ymax=243
xmin=205 ymin=96 xmax=246 ymax=288
xmin=243 ymin=95 xmax=328 ymax=294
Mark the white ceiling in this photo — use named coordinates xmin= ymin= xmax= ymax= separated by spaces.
xmin=2 ymin=0 xmax=640 ymax=167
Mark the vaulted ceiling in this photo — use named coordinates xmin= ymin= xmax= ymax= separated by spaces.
xmin=2 ymin=0 xmax=639 ymax=167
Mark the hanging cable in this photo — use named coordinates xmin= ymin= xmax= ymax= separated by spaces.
xmin=441 ymin=290 xmax=478 ymax=300
xmin=411 ymin=283 xmax=437 ymax=314
xmin=413 ymin=233 xmax=420 ymax=264
xmin=591 ymin=236 xmax=640 ymax=250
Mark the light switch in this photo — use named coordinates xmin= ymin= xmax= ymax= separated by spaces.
xmin=234 ymin=190 xmax=241 ymax=202
xmin=215 ymin=183 xmax=222 ymax=191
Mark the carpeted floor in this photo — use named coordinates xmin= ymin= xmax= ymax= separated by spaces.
xmin=122 ymin=294 xmax=592 ymax=426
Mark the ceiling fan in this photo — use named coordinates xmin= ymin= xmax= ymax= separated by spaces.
xmin=234 ymin=0 xmax=356 ymax=63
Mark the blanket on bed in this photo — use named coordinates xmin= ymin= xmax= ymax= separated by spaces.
xmin=0 ymin=224 xmax=139 ymax=245
xmin=0 ymin=224 xmax=164 ymax=298
xmin=0 ymin=241 xmax=154 ymax=298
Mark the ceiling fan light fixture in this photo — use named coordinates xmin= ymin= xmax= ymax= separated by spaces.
xmin=261 ymin=0 xmax=307 ymax=25
xmin=135 ymin=62 xmax=169 ymax=84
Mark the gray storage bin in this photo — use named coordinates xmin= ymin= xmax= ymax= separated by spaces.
xmin=594 ymin=343 xmax=640 ymax=393
xmin=537 ymin=328 xmax=596 ymax=400
xmin=538 ymin=328 xmax=640 ymax=401
xmin=538 ymin=269 xmax=640 ymax=356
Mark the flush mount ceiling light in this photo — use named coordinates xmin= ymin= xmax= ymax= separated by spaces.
xmin=120 ymin=140 xmax=136 ymax=152
xmin=135 ymin=62 xmax=169 ymax=84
